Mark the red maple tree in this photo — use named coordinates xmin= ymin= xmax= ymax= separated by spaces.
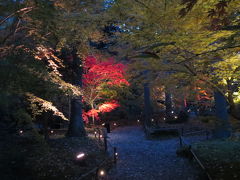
xmin=82 ymin=56 xmax=129 ymax=124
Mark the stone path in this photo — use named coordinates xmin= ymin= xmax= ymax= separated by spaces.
xmin=106 ymin=126 xmax=207 ymax=180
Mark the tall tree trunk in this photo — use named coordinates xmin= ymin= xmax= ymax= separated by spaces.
xmin=43 ymin=111 xmax=49 ymax=141
xmin=165 ymin=91 xmax=172 ymax=121
xmin=67 ymin=96 xmax=86 ymax=137
xmin=144 ymin=83 xmax=152 ymax=126
xmin=66 ymin=48 xmax=86 ymax=137
xmin=213 ymin=91 xmax=231 ymax=138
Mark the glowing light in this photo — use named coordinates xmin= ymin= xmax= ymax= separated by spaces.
xmin=100 ymin=135 xmax=103 ymax=138
xmin=174 ymin=116 xmax=178 ymax=119
xmin=151 ymin=119 xmax=154 ymax=122
xmin=137 ymin=120 xmax=140 ymax=123
xmin=163 ymin=118 xmax=166 ymax=120
xmin=94 ymin=131 xmax=97 ymax=134
xmin=50 ymin=130 xmax=54 ymax=134
xmin=19 ymin=130 xmax=23 ymax=134
xmin=114 ymin=123 xmax=117 ymax=126
xmin=99 ymin=170 xmax=105 ymax=176
xmin=76 ymin=153 xmax=85 ymax=159
xmin=187 ymin=109 xmax=191 ymax=112
xmin=171 ymin=111 xmax=174 ymax=114
xmin=102 ymin=123 xmax=105 ymax=126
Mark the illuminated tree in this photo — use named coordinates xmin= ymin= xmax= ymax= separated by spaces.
xmin=82 ymin=56 xmax=129 ymax=124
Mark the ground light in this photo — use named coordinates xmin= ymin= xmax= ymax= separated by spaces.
xmin=76 ymin=153 xmax=85 ymax=159
xmin=75 ymin=153 xmax=87 ymax=166
xmin=99 ymin=169 xmax=105 ymax=177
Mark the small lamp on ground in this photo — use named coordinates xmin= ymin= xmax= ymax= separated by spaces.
xmin=75 ymin=153 xmax=87 ymax=166
xmin=98 ymin=169 xmax=106 ymax=178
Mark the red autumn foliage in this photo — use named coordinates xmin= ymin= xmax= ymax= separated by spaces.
xmin=82 ymin=56 xmax=129 ymax=123
xmin=83 ymin=56 xmax=129 ymax=87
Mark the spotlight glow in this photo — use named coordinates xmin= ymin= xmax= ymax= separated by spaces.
xmin=99 ymin=170 xmax=105 ymax=176
xmin=76 ymin=153 xmax=85 ymax=159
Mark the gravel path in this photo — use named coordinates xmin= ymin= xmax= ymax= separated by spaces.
xmin=106 ymin=126 xmax=206 ymax=180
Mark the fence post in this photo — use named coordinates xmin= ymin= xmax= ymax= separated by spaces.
xmin=114 ymin=147 xmax=117 ymax=164
xmin=179 ymin=136 xmax=183 ymax=147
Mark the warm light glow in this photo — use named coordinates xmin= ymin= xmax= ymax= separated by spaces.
xmin=99 ymin=170 xmax=105 ymax=176
xmin=114 ymin=123 xmax=117 ymax=126
xmin=174 ymin=116 xmax=178 ymax=119
xmin=76 ymin=153 xmax=85 ymax=159
xmin=19 ymin=130 xmax=23 ymax=134
xmin=115 ymin=152 xmax=118 ymax=156
xmin=100 ymin=135 xmax=103 ymax=138
xmin=94 ymin=131 xmax=97 ymax=134
xmin=102 ymin=123 xmax=105 ymax=126
xmin=50 ymin=130 xmax=54 ymax=134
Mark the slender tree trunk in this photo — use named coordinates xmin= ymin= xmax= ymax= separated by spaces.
xmin=91 ymin=103 xmax=95 ymax=126
xmin=66 ymin=48 xmax=86 ymax=137
xmin=165 ymin=91 xmax=172 ymax=121
xmin=43 ymin=112 xmax=49 ymax=141
xmin=213 ymin=90 xmax=231 ymax=138
xmin=144 ymin=83 xmax=152 ymax=126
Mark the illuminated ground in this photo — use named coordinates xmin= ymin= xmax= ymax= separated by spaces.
xmin=107 ymin=126 xmax=206 ymax=180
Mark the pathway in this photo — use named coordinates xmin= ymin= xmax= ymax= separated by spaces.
xmin=107 ymin=126 xmax=206 ymax=180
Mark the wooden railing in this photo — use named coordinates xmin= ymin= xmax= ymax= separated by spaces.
xmin=78 ymin=127 xmax=117 ymax=180
xmin=179 ymin=128 xmax=212 ymax=180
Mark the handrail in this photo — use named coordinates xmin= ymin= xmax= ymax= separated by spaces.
xmin=179 ymin=132 xmax=212 ymax=180
xmin=78 ymin=127 xmax=118 ymax=179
